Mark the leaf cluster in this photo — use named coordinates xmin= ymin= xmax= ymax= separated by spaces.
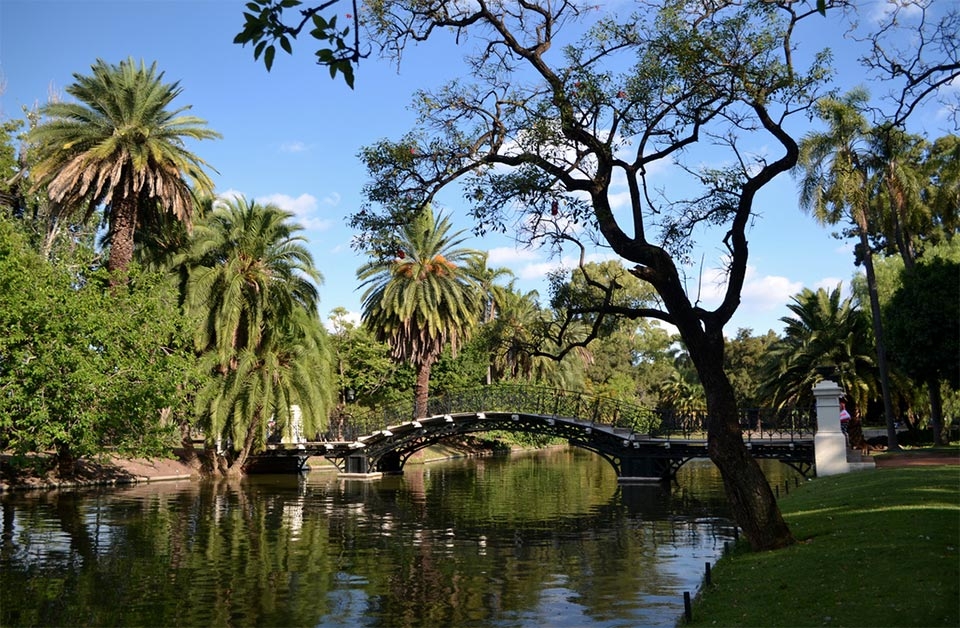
xmin=234 ymin=0 xmax=365 ymax=87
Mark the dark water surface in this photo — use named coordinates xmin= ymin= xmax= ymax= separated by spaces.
xmin=1 ymin=448 xmax=799 ymax=627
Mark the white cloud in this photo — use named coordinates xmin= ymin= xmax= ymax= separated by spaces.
xmin=740 ymin=272 xmax=803 ymax=312
xmin=256 ymin=192 xmax=334 ymax=232
xmin=323 ymin=309 xmax=362 ymax=332
xmin=280 ymin=141 xmax=309 ymax=153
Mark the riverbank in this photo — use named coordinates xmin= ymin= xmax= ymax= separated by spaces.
xmin=0 ymin=437 xmax=507 ymax=492
xmin=687 ymin=459 xmax=960 ymax=627
xmin=4 ymin=444 xmax=955 ymax=492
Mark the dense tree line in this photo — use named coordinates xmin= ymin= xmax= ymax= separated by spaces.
xmin=231 ymin=0 xmax=958 ymax=551
xmin=0 ymin=0 xmax=956 ymax=554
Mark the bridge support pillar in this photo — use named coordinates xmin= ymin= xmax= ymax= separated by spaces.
xmin=618 ymin=455 xmax=670 ymax=482
xmin=346 ymin=454 xmax=370 ymax=474
xmin=813 ymin=379 xmax=851 ymax=476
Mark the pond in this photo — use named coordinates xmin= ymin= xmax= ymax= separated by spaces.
xmin=0 ymin=447 xmax=800 ymax=627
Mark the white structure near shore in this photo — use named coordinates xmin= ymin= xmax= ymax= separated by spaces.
xmin=813 ymin=379 xmax=875 ymax=475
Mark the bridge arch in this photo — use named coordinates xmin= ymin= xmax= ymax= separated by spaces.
xmin=256 ymin=385 xmax=815 ymax=480
xmin=329 ymin=411 xmax=677 ymax=481
xmin=320 ymin=410 xmax=814 ymax=482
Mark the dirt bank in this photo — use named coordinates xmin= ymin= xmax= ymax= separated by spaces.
xmin=0 ymin=451 xmax=200 ymax=492
xmin=873 ymin=448 xmax=960 ymax=468
xmin=0 ymin=439 xmax=500 ymax=492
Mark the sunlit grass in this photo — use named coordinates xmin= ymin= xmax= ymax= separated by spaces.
xmin=688 ymin=466 xmax=959 ymax=627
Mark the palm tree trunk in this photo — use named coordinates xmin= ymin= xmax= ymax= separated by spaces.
xmin=107 ymin=194 xmax=138 ymax=281
xmin=859 ymin=231 xmax=900 ymax=450
xmin=229 ymin=414 xmax=262 ymax=475
xmin=414 ymin=357 xmax=434 ymax=419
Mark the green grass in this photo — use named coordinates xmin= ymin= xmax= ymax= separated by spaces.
xmin=688 ymin=466 xmax=960 ymax=627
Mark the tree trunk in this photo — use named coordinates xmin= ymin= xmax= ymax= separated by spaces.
xmin=927 ymin=376 xmax=944 ymax=446
xmin=684 ymin=322 xmax=794 ymax=551
xmin=858 ymin=231 xmax=899 ymax=450
xmin=702 ymin=367 xmax=794 ymax=551
xmin=414 ymin=356 xmax=434 ymax=419
xmin=106 ymin=193 xmax=138 ymax=282
xmin=178 ymin=418 xmax=202 ymax=470
xmin=846 ymin=410 xmax=868 ymax=451
xmin=54 ymin=440 xmax=76 ymax=478
xmin=229 ymin=415 xmax=262 ymax=475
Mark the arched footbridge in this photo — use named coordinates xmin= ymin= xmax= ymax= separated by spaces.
xmin=254 ymin=385 xmax=816 ymax=482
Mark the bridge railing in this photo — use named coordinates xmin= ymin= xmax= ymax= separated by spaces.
xmin=327 ymin=385 xmax=815 ymax=442
xmin=330 ymin=384 xmax=661 ymax=440
xmin=652 ymin=406 xmax=815 ymax=440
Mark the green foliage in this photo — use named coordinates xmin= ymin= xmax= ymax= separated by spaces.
xmin=0 ymin=215 xmax=198 ymax=465
xmin=0 ymin=119 xmax=21 ymax=209
xmin=886 ymin=257 xmax=960 ymax=390
xmin=234 ymin=0 xmax=360 ymax=87
xmin=431 ymin=339 xmax=489 ymax=394
xmin=327 ymin=307 xmax=412 ymax=410
xmin=725 ymin=328 xmax=780 ymax=409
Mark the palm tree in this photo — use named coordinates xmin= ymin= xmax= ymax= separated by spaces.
xmin=181 ymin=196 xmax=321 ymax=370
xmin=794 ymin=89 xmax=899 ymax=448
xmin=758 ymin=285 xmax=879 ymax=449
xmin=869 ymin=125 xmax=929 ymax=269
xmin=486 ymin=286 xmax=542 ymax=382
xmin=470 ymin=257 xmax=514 ymax=323
xmin=357 ymin=206 xmax=485 ymax=418
xmin=181 ymin=196 xmax=331 ymax=473
xmin=27 ymin=57 xmax=220 ymax=280
xmin=196 ymin=308 xmax=333 ymax=474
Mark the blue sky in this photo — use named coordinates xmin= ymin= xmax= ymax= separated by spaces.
xmin=2 ymin=0 xmax=952 ymax=336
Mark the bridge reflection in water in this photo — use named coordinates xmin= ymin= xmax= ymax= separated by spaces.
xmin=255 ymin=385 xmax=815 ymax=481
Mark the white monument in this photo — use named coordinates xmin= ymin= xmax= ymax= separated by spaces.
xmin=812 ymin=379 xmax=851 ymax=476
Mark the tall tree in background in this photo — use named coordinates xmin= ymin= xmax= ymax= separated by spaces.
xmin=885 ymin=258 xmax=960 ymax=445
xmin=795 ymin=89 xmax=899 ymax=449
xmin=180 ymin=196 xmax=331 ymax=474
xmin=357 ymin=206 xmax=485 ymax=418
xmin=27 ymin=57 xmax=219 ymax=281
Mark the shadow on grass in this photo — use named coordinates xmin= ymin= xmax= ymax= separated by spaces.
xmin=690 ymin=467 xmax=959 ymax=627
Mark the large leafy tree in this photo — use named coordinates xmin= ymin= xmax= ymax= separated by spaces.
xmin=234 ymin=0 xmax=959 ymax=553
xmin=885 ymin=257 xmax=960 ymax=445
xmin=26 ymin=57 xmax=220 ymax=281
xmin=0 ymin=214 xmax=198 ymax=475
xmin=344 ymin=0 xmax=839 ymax=551
xmin=357 ymin=205 xmax=485 ymax=418
xmin=180 ymin=196 xmax=332 ymax=474
xmin=795 ymin=89 xmax=900 ymax=448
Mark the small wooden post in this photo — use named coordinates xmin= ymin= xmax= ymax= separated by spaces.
xmin=683 ymin=591 xmax=692 ymax=623
xmin=705 ymin=561 xmax=712 ymax=585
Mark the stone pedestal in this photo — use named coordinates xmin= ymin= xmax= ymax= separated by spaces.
xmin=813 ymin=379 xmax=850 ymax=476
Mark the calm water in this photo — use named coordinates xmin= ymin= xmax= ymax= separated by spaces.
xmin=1 ymin=448 xmax=799 ymax=627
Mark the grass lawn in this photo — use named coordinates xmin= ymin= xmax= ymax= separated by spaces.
xmin=688 ymin=466 xmax=959 ymax=627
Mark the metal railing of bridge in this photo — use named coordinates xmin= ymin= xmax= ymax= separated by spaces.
xmin=323 ymin=384 xmax=815 ymax=442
